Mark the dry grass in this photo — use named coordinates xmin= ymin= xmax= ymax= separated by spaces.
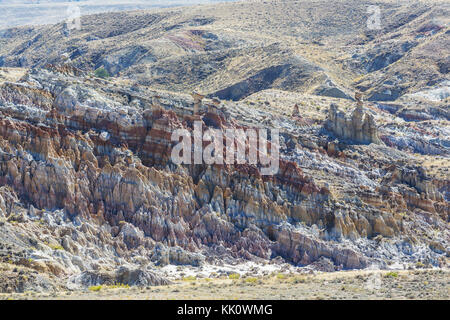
xmin=418 ymin=155 xmax=450 ymax=180
xmin=1 ymin=269 xmax=448 ymax=300
xmin=0 ymin=68 xmax=27 ymax=85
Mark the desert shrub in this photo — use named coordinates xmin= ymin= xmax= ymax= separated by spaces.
xmin=108 ymin=283 xmax=130 ymax=289
xmin=89 ymin=285 xmax=102 ymax=292
xmin=276 ymin=273 xmax=287 ymax=280
xmin=415 ymin=262 xmax=425 ymax=269
xmin=228 ymin=273 xmax=240 ymax=280
xmin=49 ymin=244 xmax=64 ymax=250
xmin=244 ymin=277 xmax=258 ymax=284
xmin=385 ymin=271 xmax=399 ymax=278
xmin=291 ymin=276 xmax=307 ymax=284
xmin=94 ymin=67 xmax=110 ymax=79
xmin=45 ymin=241 xmax=63 ymax=250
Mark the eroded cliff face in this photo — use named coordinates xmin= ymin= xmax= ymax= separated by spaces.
xmin=0 ymin=65 xmax=448 ymax=292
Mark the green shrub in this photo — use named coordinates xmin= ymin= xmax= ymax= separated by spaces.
xmin=291 ymin=276 xmax=307 ymax=284
xmin=94 ymin=67 xmax=110 ymax=79
xmin=385 ymin=271 xmax=399 ymax=278
xmin=228 ymin=273 xmax=240 ymax=280
xmin=49 ymin=244 xmax=64 ymax=251
xmin=276 ymin=273 xmax=287 ymax=280
xmin=88 ymin=283 xmax=129 ymax=292
xmin=244 ymin=277 xmax=258 ymax=284
xmin=89 ymin=285 xmax=103 ymax=292
xmin=108 ymin=283 xmax=130 ymax=289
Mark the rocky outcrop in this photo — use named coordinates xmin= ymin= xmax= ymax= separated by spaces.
xmin=326 ymin=100 xmax=381 ymax=145
xmin=0 ymin=66 xmax=447 ymax=292
xmin=292 ymin=104 xmax=300 ymax=117
xmin=191 ymin=92 xmax=204 ymax=115
xmin=271 ymin=224 xmax=368 ymax=269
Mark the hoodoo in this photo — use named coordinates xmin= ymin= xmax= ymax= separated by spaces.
xmin=326 ymin=93 xmax=381 ymax=144
xmin=191 ymin=92 xmax=205 ymax=115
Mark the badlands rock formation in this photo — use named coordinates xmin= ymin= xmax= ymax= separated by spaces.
xmin=0 ymin=63 xmax=447 ymax=292
xmin=0 ymin=0 xmax=448 ymax=293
